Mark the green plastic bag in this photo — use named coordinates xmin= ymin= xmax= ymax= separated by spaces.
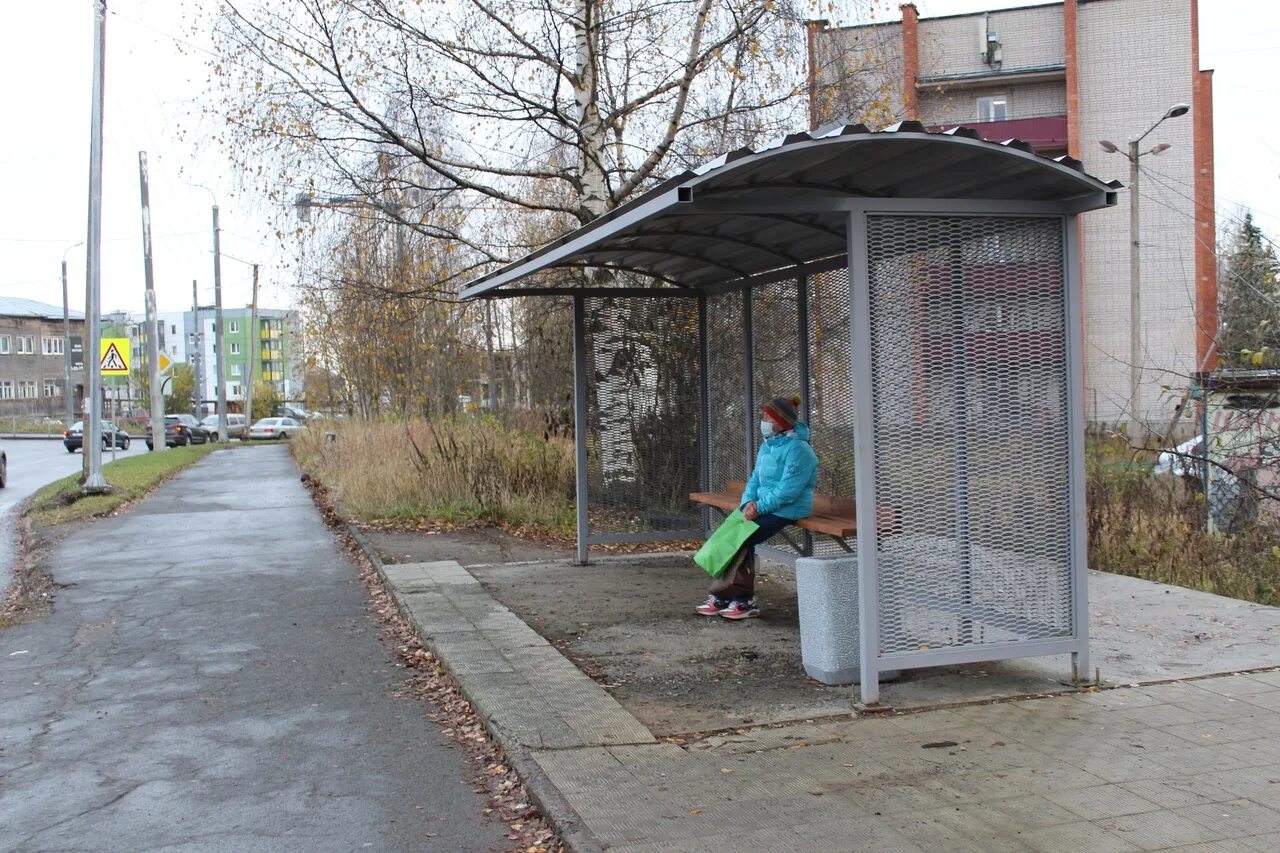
xmin=694 ymin=510 xmax=759 ymax=579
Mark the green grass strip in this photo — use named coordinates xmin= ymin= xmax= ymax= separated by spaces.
xmin=28 ymin=443 xmax=222 ymax=527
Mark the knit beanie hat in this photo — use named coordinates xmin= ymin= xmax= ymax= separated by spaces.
xmin=763 ymin=394 xmax=802 ymax=432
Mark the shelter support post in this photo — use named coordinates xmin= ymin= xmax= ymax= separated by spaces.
xmin=797 ymin=267 xmax=814 ymax=556
xmin=847 ymin=210 xmax=882 ymax=706
xmin=742 ymin=288 xmax=756 ymax=476
xmin=697 ymin=294 xmax=712 ymax=535
xmin=1064 ymin=215 xmax=1091 ymax=680
xmin=572 ymin=295 xmax=590 ymax=565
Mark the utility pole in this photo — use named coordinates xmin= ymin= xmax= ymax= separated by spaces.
xmin=243 ymin=264 xmax=260 ymax=433
xmin=191 ymin=280 xmax=202 ymax=418
xmin=212 ymin=205 xmax=228 ymax=442
xmin=138 ymin=151 xmax=166 ymax=452
xmin=1100 ymin=103 xmax=1189 ymax=443
xmin=1128 ymin=139 xmax=1142 ymax=443
xmin=61 ymin=241 xmax=83 ymax=429
xmin=82 ymin=0 xmax=109 ymax=493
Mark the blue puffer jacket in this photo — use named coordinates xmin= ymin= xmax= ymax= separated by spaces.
xmin=741 ymin=423 xmax=819 ymax=520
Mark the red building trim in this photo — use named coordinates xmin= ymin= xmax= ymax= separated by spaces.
xmin=900 ymin=3 xmax=919 ymax=120
xmin=1193 ymin=0 xmax=1217 ymax=373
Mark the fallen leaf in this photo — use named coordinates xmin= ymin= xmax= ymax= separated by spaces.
xmin=688 ymin=809 xmax=703 ymax=815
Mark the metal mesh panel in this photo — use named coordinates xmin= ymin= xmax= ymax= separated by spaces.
xmin=706 ymin=292 xmax=749 ymax=496
xmin=583 ymin=297 xmax=701 ymax=535
xmin=807 ymin=268 xmax=857 ymax=557
xmin=866 ymin=215 xmax=1072 ymax=655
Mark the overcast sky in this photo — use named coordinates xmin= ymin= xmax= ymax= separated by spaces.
xmin=1 ymin=0 xmax=1277 ymax=319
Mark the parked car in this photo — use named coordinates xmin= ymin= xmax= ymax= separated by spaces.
xmin=146 ymin=414 xmax=211 ymax=450
xmin=200 ymin=414 xmax=247 ymax=440
xmin=63 ymin=420 xmax=131 ymax=453
xmin=0 ymin=441 xmax=7 ymax=488
xmin=248 ymin=417 xmax=301 ymax=440
xmin=274 ymin=405 xmax=314 ymax=422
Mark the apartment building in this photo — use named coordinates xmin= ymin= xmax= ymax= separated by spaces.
xmin=133 ymin=307 xmax=302 ymax=409
xmin=0 ymin=297 xmax=86 ymax=418
xmin=809 ymin=0 xmax=1215 ymax=429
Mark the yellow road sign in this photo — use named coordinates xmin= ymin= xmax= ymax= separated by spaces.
xmin=100 ymin=338 xmax=130 ymax=375
xmin=159 ymin=352 xmax=172 ymax=372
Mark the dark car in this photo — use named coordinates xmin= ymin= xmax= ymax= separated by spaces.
xmin=63 ymin=420 xmax=131 ymax=453
xmin=146 ymin=414 xmax=211 ymax=449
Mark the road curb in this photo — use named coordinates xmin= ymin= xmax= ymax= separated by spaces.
xmin=346 ymin=523 xmax=608 ymax=853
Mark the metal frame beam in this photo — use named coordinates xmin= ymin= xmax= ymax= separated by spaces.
xmin=572 ymin=295 xmax=590 ymax=565
xmin=846 ymin=209 xmax=882 ymax=706
xmin=697 ymin=293 xmax=712 ymax=536
xmin=1064 ymin=214 xmax=1091 ymax=678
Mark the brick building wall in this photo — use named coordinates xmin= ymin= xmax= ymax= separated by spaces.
xmin=917 ymin=4 xmax=1064 ymax=78
xmin=809 ymin=0 xmax=1213 ymax=431
xmin=919 ymin=79 xmax=1066 ymax=126
xmin=0 ymin=315 xmax=85 ymax=417
xmin=1076 ymin=0 xmax=1198 ymax=427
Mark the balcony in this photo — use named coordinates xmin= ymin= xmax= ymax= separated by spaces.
xmin=927 ymin=115 xmax=1068 ymax=154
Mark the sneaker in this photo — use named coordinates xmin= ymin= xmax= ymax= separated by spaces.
xmin=695 ymin=595 xmax=728 ymax=616
xmin=719 ymin=599 xmax=760 ymax=620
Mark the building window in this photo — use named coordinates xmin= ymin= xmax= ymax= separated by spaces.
xmin=17 ymin=335 xmax=35 ymax=354
xmin=231 ymin=384 xmax=242 ymax=396
xmin=977 ymin=95 xmax=1009 ymax=122
xmin=0 ymin=381 xmax=11 ymax=399
xmin=171 ymin=324 xmax=177 ymax=335
xmin=0 ymin=335 xmax=9 ymax=355
xmin=230 ymin=342 xmax=240 ymax=355
xmin=18 ymin=380 xmax=37 ymax=399
xmin=44 ymin=379 xmax=61 ymax=397
xmin=42 ymin=337 xmax=64 ymax=356
xmin=229 ymin=321 xmax=239 ymax=333
xmin=231 ymin=364 xmax=242 ymax=377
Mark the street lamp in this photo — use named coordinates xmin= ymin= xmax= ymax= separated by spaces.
xmin=61 ymin=241 xmax=84 ymax=429
xmin=1099 ymin=102 xmax=1190 ymax=441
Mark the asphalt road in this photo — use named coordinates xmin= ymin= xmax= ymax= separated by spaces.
xmin=0 ymin=444 xmax=505 ymax=851
xmin=0 ymin=438 xmax=147 ymax=602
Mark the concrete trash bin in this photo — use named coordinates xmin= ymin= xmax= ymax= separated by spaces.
xmin=794 ymin=553 xmax=899 ymax=685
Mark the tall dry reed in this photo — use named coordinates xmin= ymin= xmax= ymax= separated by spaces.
xmin=292 ymin=418 xmax=576 ymax=533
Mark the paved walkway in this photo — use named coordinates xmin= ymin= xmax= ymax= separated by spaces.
xmin=0 ymin=446 xmax=505 ymax=852
xmin=384 ymin=559 xmax=1280 ymax=852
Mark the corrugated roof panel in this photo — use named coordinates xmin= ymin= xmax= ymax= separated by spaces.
xmin=461 ymin=123 xmax=1119 ymax=299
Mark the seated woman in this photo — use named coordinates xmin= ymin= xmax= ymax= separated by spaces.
xmin=697 ymin=393 xmax=819 ymax=620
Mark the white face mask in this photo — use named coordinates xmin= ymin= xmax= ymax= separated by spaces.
xmin=760 ymin=420 xmax=774 ymax=438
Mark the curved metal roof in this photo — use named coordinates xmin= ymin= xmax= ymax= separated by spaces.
xmin=461 ymin=120 xmax=1120 ymax=299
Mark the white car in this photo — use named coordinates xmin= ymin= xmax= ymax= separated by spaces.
xmin=248 ymin=417 xmax=301 ymax=440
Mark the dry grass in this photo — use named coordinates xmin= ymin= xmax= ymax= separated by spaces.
xmin=1087 ymin=436 xmax=1280 ymax=605
xmin=291 ymin=418 xmax=576 ymax=534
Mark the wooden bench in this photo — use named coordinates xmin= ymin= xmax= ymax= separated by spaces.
xmin=689 ymin=480 xmax=857 ymax=537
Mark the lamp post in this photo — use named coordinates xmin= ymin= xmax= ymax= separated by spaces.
xmin=1099 ymin=102 xmax=1190 ymax=442
xmin=61 ymin=241 xmax=84 ymax=429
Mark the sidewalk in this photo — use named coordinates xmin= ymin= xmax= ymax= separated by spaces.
xmin=379 ymin=558 xmax=1280 ymax=852
xmin=0 ymin=445 xmax=505 ymax=851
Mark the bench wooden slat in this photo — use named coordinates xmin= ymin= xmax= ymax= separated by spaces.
xmin=687 ymin=491 xmax=741 ymax=512
xmin=690 ymin=479 xmax=897 ymax=540
xmin=796 ymin=514 xmax=856 ymax=537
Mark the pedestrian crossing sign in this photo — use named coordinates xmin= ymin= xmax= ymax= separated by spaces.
xmin=100 ymin=338 xmax=130 ymax=375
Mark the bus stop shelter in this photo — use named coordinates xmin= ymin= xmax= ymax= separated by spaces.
xmin=462 ymin=120 xmax=1118 ymax=704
